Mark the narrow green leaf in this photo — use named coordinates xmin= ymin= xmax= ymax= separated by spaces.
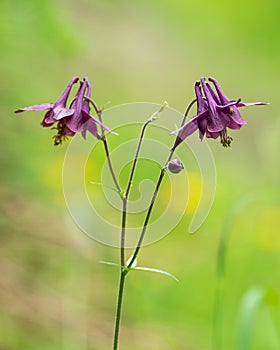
xmin=99 ymin=261 xmax=121 ymax=268
xmin=99 ymin=262 xmax=179 ymax=281
xmin=132 ymin=266 xmax=179 ymax=282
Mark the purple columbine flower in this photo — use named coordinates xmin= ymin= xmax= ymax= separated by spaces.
xmin=15 ymin=76 xmax=79 ymax=125
xmin=172 ymin=77 xmax=267 ymax=149
xmin=15 ymin=77 xmax=114 ymax=145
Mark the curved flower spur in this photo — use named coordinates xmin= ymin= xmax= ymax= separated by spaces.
xmin=15 ymin=77 xmax=116 ymax=145
xmin=171 ymin=77 xmax=267 ymax=149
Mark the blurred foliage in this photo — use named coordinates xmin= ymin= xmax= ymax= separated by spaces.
xmin=0 ymin=0 xmax=280 ymax=349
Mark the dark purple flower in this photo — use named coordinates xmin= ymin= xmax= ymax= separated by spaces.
xmin=64 ymin=78 xmax=114 ymax=142
xmin=15 ymin=76 xmax=79 ymax=125
xmin=172 ymin=77 xmax=267 ymax=149
xmin=15 ymin=77 xmax=115 ymax=145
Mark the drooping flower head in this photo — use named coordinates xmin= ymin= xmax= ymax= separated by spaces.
xmin=15 ymin=76 xmax=78 ymax=126
xmin=15 ymin=77 xmax=115 ymax=145
xmin=172 ymin=77 xmax=267 ymax=149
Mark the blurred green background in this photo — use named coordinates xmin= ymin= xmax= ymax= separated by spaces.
xmin=1 ymin=0 xmax=280 ymax=349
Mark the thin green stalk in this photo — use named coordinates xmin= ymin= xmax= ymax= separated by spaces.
xmin=120 ymin=118 xmax=152 ymax=261
xmin=113 ymin=270 xmax=127 ymax=350
xmin=120 ymin=198 xmax=127 ymax=268
xmin=102 ymin=137 xmax=122 ymax=194
xmin=97 ymin=99 xmax=196 ymax=349
xmin=124 ymin=119 xmax=152 ymax=198
xmin=87 ymin=97 xmax=121 ymax=194
xmin=181 ymin=98 xmax=197 ymax=130
xmin=112 ymin=111 xmax=157 ymax=350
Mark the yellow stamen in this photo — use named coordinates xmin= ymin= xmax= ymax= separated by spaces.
xmin=52 ymin=122 xmax=71 ymax=146
xmin=219 ymin=129 xmax=233 ymax=148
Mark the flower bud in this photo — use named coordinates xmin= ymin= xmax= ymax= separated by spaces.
xmin=166 ymin=159 xmax=184 ymax=174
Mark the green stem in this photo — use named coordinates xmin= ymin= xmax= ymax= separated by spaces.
xmin=113 ymin=115 xmax=154 ymax=350
xmin=113 ymin=99 xmax=196 ymax=348
xmin=120 ymin=198 xmax=127 ymax=268
xmin=125 ymin=119 xmax=151 ymax=198
xmin=113 ymin=270 xmax=127 ymax=350
xmin=102 ymin=137 xmax=122 ymax=194
xmin=181 ymin=98 xmax=197 ymax=128
xmin=121 ymin=119 xmax=151 ymax=261
xmin=87 ymin=97 xmax=122 ymax=194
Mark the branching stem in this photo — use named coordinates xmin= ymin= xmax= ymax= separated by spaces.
xmin=127 ymin=98 xmax=197 ymax=268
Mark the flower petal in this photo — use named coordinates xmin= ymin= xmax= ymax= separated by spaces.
xmin=53 ymin=107 xmax=75 ymax=120
xmin=216 ymin=100 xmax=240 ymax=110
xmin=195 ymin=81 xmax=208 ymax=115
xmin=82 ymin=78 xmax=92 ymax=115
xmin=201 ymin=78 xmax=217 ymax=116
xmin=236 ymin=101 xmax=268 ymax=107
xmin=15 ymin=103 xmax=54 ymax=113
xmin=197 ymin=117 xmax=208 ymax=140
xmin=206 ymin=111 xmax=229 ymax=133
xmin=85 ymin=77 xmax=92 ymax=98
xmin=55 ymin=76 xmax=79 ymax=107
xmin=41 ymin=110 xmax=55 ymax=127
xmin=208 ymin=77 xmax=231 ymax=104
xmin=205 ymin=82 xmax=220 ymax=104
xmin=171 ymin=112 xmax=207 ymax=149
xmin=227 ymin=118 xmax=244 ymax=130
xmin=66 ymin=80 xmax=88 ymax=132
xmin=82 ymin=118 xmax=98 ymax=139
xmin=229 ymin=108 xmax=247 ymax=125
xmin=82 ymin=111 xmax=118 ymax=135
xmin=206 ymin=130 xmax=220 ymax=139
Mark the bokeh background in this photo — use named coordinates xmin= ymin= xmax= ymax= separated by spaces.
xmin=1 ymin=0 xmax=280 ymax=349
